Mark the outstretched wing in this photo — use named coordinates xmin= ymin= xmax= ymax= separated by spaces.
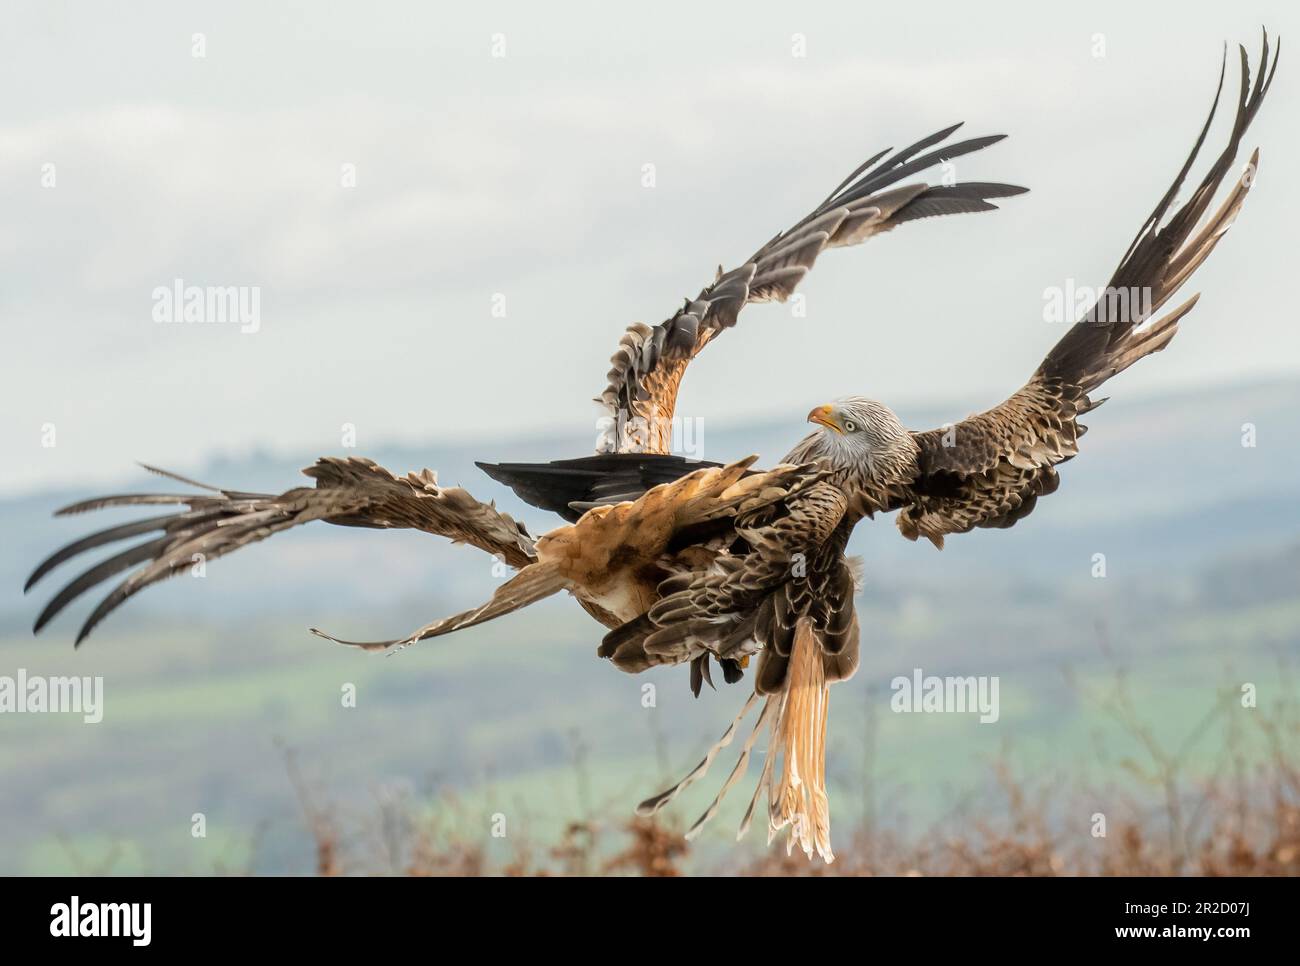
xmin=896 ymin=33 xmax=1277 ymax=548
xmin=597 ymin=125 xmax=1027 ymax=454
xmin=26 ymin=457 xmax=536 ymax=644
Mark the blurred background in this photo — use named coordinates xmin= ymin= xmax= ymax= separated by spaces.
xmin=1 ymin=0 xmax=1297 ymax=874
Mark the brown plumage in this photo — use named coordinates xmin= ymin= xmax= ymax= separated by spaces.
xmin=894 ymin=37 xmax=1275 ymax=549
xmin=626 ymin=33 xmax=1277 ymax=859
xmin=597 ymin=124 xmax=1026 ymax=453
xmin=28 ymin=118 xmax=1024 ymax=663
xmin=24 ymin=33 xmax=1274 ymax=864
xmin=311 ymin=457 xmax=824 ymax=654
xmin=26 ymin=458 xmax=536 ymax=645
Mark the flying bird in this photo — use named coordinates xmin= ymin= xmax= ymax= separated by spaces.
xmin=27 ymin=119 xmax=1026 ymax=652
xmin=26 ymin=34 xmax=1275 ymax=863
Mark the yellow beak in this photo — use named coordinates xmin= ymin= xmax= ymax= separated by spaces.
xmin=807 ymin=404 xmax=841 ymax=433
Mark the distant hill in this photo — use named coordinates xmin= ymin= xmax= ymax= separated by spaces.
xmin=5 ymin=377 xmax=1298 ymax=630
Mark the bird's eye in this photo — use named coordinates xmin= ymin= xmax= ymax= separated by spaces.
xmin=844 ymin=420 xmax=857 ymax=432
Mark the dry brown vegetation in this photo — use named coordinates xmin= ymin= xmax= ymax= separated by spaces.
xmin=283 ymin=762 xmax=1300 ymax=877
xmin=279 ymin=659 xmax=1300 ymax=877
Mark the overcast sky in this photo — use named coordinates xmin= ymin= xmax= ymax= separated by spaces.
xmin=2 ymin=0 xmax=1295 ymax=494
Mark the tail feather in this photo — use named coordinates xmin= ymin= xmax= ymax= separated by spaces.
xmin=635 ymin=691 xmax=761 ymax=816
xmin=767 ymin=618 xmax=835 ymax=862
xmin=637 ymin=618 xmax=840 ymax=863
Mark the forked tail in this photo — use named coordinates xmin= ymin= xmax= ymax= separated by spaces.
xmin=637 ymin=617 xmax=836 ymax=863
xmin=767 ymin=618 xmax=833 ymax=861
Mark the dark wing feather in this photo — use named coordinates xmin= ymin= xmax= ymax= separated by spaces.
xmin=26 ymin=457 xmax=536 ymax=644
xmin=475 ymin=453 xmax=723 ymax=523
xmin=896 ymin=33 xmax=1276 ymax=548
xmin=598 ymin=126 xmax=1027 ymax=454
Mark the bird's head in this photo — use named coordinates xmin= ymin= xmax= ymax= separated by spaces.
xmin=804 ymin=396 xmax=918 ymax=479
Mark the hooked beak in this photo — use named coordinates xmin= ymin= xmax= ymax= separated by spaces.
xmin=807 ymin=404 xmax=842 ymax=434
